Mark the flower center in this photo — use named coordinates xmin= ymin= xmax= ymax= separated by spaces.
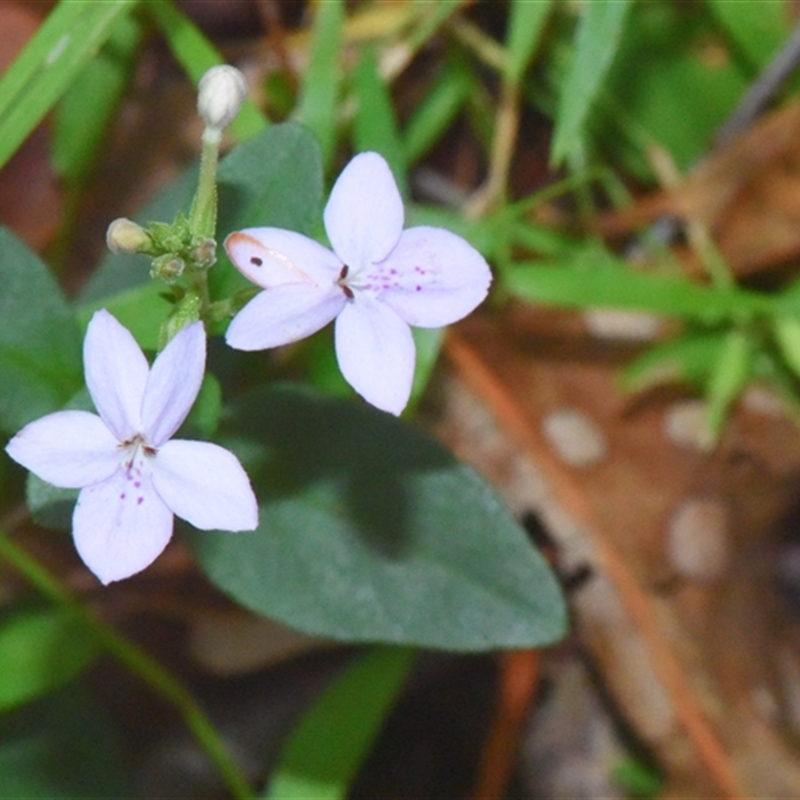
xmin=335 ymin=260 xmax=415 ymax=299
xmin=336 ymin=264 xmax=355 ymax=299
xmin=118 ymin=434 xmax=156 ymax=479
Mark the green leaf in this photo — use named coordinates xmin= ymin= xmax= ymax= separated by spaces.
xmin=612 ymin=756 xmax=662 ymax=799
xmin=0 ymin=228 xmax=82 ymax=434
xmin=773 ymin=315 xmax=800 ymax=380
xmin=704 ymin=328 xmax=753 ymax=436
xmin=0 ymin=0 xmax=137 ymax=171
xmin=294 ymin=0 xmax=344 ymax=167
xmin=352 ymin=48 xmax=407 ymax=197
xmin=507 ymin=262 xmax=769 ymax=321
xmin=0 ymin=608 xmax=97 ymax=714
xmin=146 ymin=1 xmax=268 ymax=141
xmin=76 ymin=281 xmax=174 ymax=351
xmin=602 ymin=3 xmax=747 ymax=174
xmin=0 ymin=683 xmax=130 ymax=797
xmin=409 ymin=327 xmax=444 ymax=410
xmin=505 ymin=0 xmax=553 ymax=84
xmin=52 ymin=12 xmax=143 ymax=184
xmin=264 ymin=648 xmax=415 ymax=800
xmin=551 ymin=0 xmax=633 ymax=165
xmin=26 ymin=475 xmax=76 ymax=533
xmin=509 ymin=219 xmax=580 ymax=258
xmin=182 ymin=372 xmax=223 ymax=439
xmin=217 ymin=123 xmax=323 ymax=235
xmin=621 ymin=329 xmax=725 ymax=392
xmin=402 ymin=63 xmax=472 ymax=164
xmin=707 ymin=0 xmax=790 ymax=71
xmin=187 ymin=385 xmax=567 ymax=651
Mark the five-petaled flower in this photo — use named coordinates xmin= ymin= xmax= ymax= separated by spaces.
xmin=224 ymin=151 xmax=492 ymax=415
xmin=5 ymin=310 xmax=258 ymax=585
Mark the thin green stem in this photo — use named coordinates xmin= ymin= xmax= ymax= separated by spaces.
xmin=0 ymin=529 xmax=254 ymax=800
xmin=189 ymin=130 xmax=220 ymax=241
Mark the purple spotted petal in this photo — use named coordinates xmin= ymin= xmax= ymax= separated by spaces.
xmin=227 ymin=283 xmax=346 ymax=351
xmin=142 ymin=322 xmax=205 ymax=447
xmin=5 ymin=410 xmax=119 ymax=488
xmin=152 ymin=439 xmax=258 ymax=531
xmin=225 ymin=228 xmax=342 ymax=288
xmin=83 ymin=309 xmax=149 ymax=441
xmin=323 ymin=152 xmax=404 ymax=268
xmin=377 ymin=226 xmax=492 ymax=327
xmin=334 ymin=296 xmax=415 ymax=415
xmin=73 ymin=471 xmax=173 ymax=584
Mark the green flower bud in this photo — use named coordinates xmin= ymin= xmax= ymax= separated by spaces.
xmin=189 ymin=237 xmax=217 ymax=269
xmin=151 ymin=254 xmax=185 ymax=283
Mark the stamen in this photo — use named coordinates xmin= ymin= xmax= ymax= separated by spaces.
xmin=337 ymin=264 xmax=355 ymax=299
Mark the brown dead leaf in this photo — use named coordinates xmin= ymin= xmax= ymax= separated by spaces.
xmin=599 ymin=100 xmax=800 ymax=276
xmin=435 ymin=305 xmax=800 ymax=795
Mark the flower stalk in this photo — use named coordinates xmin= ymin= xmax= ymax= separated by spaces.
xmin=104 ymin=65 xmax=249 ymax=347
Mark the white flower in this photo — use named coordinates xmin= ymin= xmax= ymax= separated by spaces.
xmin=5 ymin=310 xmax=258 ymax=584
xmin=224 ymin=152 xmax=492 ymax=415
xmin=197 ymin=65 xmax=248 ymax=131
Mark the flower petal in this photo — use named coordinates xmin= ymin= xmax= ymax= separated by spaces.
xmin=323 ymin=152 xmax=404 ymax=268
xmin=5 ymin=410 xmax=119 ymax=488
xmin=225 ymin=228 xmax=342 ymax=288
xmin=226 ymin=283 xmax=345 ymax=351
xmin=335 ymin=296 xmax=415 ymax=415
xmin=84 ymin=309 xmax=149 ymax=441
xmin=152 ymin=439 xmax=258 ymax=531
xmin=73 ymin=471 xmax=173 ymax=584
xmin=377 ymin=226 xmax=492 ymax=327
xmin=142 ymin=321 xmax=205 ymax=447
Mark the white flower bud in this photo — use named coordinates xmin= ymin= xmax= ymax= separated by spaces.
xmin=197 ymin=65 xmax=248 ymax=131
xmin=106 ymin=218 xmax=152 ymax=254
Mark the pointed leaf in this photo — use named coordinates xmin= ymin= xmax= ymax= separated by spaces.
xmin=294 ymin=0 xmax=344 ymax=167
xmin=507 ymin=262 xmax=769 ymax=321
xmin=0 ymin=0 xmax=137 ymax=171
xmin=0 ymin=228 xmax=82 ymax=433
xmin=187 ymin=385 xmax=567 ymax=651
xmin=402 ymin=62 xmax=472 ymax=164
xmin=704 ymin=328 xmax=753 ymax=436
xmin=774 ymin=315 xmax=800 ymax=380
xmin=264 ymin=648 xmax=415 ymax=800
xmin=551 ymin=0 xmax=633 ymax=165
xmin=52 ymin=12 xmax=143 ymax=184
xmin=505 ymin=0 xmax=553 ymax=84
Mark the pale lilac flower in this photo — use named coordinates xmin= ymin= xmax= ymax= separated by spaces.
xmin=5 ymin=310 xmax=258 ymax=585
xmin=224 ymin=151 xmax=492 ymax=415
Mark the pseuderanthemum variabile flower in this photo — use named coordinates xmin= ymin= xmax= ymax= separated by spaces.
xmin=5 ymin=310 xmax=258 ymax=585
xmin=224 ymin=151 xmax=492 ymax=415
